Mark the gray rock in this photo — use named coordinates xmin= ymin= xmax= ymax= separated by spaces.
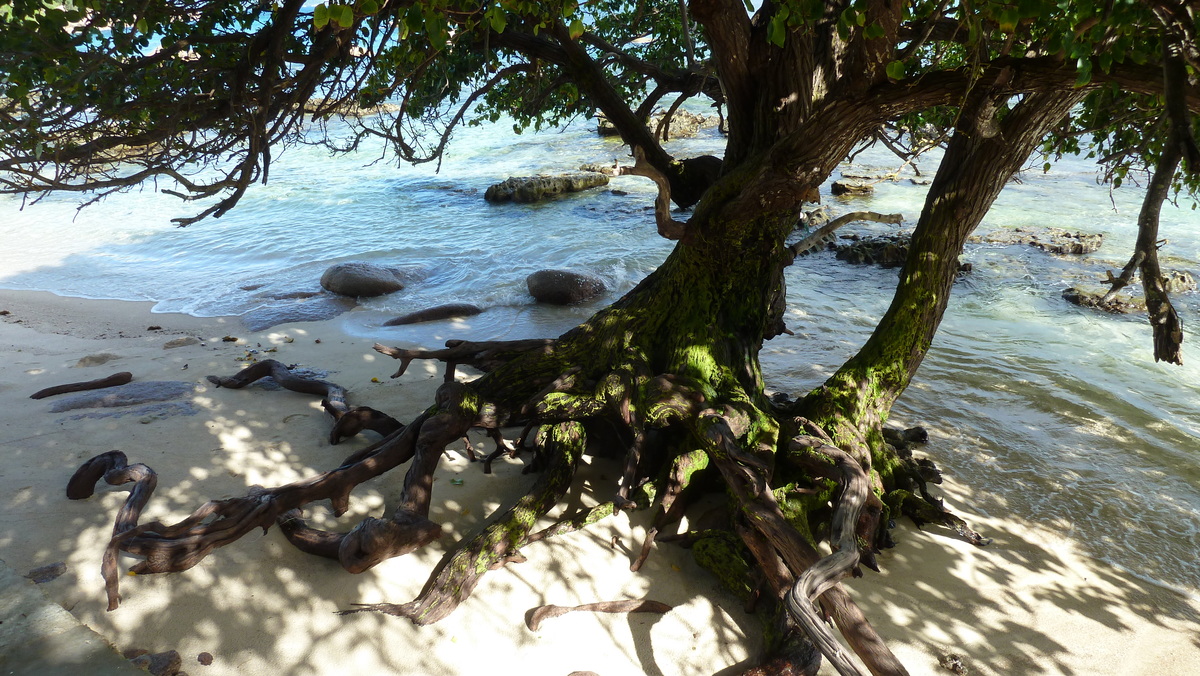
xmin=26 ymin=562 xmax=67 ymax=584
xmin=485 ymin=172 xmax=609 ymax=203
xmin=383 ymin=303 xmax=483 ymax=326
xmin=130 ymin=650 xmax=181 ymax=676
xmin=320 ymin=262 xmax=405 ymax=297
xmin=75 ymin=353 xmax=122 ymax=367
xmin=49 ymin=381 xmax=195 ymax=412
xmin=527 ymin=269 xmax=606 ymax=305
xmin=62 ymin=401 xmax=199 ymax=422
xmin=163 ymin=337 xmax=200 ymax=349
xmin=241 ymin=296 xmax=356 ymax=331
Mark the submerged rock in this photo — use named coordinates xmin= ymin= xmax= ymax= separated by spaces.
xmin=320 ymin=262 xmax=406 ymax=297
xmin=242 ymin=295 xmax=357 ymax=331
xmin=973 ymin=227 xmax=1103 ymax=255
xmin=527 ymin=269 xmax=606 ymax=305
xmin=384 ymin=303 xmax=484 ymax=326
xmin=484 ymin=172 xmax=609 ymax=203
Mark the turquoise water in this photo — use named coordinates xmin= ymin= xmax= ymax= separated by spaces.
xmin=2 ymin=115 xmax=1198 ymax=595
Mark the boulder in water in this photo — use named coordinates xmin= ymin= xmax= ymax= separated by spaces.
xmin=527 ymin=269 xmax=606 ymax=305
xmin=383 ymin=303 xmax=484 ymax=326
xmin=484 ymin=172 xmax=609 ymax=203
xmin=320 ymin=262 xmax=406 ymax=297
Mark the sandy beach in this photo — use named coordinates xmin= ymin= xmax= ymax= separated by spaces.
xmin=1 ymin=288 xmax=1198 ymax=675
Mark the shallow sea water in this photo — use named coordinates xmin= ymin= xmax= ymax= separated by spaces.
xmin=2 ymin=114 xmax=1198 ymax=596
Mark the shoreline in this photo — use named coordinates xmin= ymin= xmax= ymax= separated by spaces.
xmin=2 ymin=288 xmax=1198 ymax=675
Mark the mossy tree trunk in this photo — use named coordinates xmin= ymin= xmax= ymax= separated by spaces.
xmin=797 ymin=88 xmax=1086 ymax=520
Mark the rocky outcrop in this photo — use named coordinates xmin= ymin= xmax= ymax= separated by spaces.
xmin=383 ymin=303 xmax=484 ymax=326
xmin=527 ymin=269 xmax=606 ymax=305
xmin=972 ymin=227 xmax=1103 ymax=255
xmin=48 ymin=381 xmax=195 ymax=413
xmin=319 ymin=262 xmax=406 ymax=297
xmin=1062 ymin=287 xmax=1145 ymax=314
xmin=484 ymin=172 xmax=609 ymax=203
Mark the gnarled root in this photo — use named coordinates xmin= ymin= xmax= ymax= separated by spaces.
xmin=206 ymin=359 xmax=402 ymax=444
xmin=373 ymin=338 xmax=556 ymax=381
xmin=700 ymin=413 xmax=906 ymax=676
xmin=66 ymin=450 xmax=157 ymax=611
xmin=67 ymin=415 xmax=432 ymax=608
xmin=344 ymin=421 xmax=586 ymax=624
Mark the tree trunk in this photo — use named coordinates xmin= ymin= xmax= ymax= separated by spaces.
xmin=799 ymin=88 xmax=1084 ymax=485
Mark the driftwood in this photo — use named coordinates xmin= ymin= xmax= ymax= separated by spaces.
xmin=30 ymin=371 xmax=133 ymax=399
xmin=525 ymin=599 xmax=672 ymax=631
xmin=206 ymin=359 xmax=402 ymax=444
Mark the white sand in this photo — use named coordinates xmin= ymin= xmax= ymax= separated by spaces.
xmin=1 ymin=289 xmax=1197 ymax=675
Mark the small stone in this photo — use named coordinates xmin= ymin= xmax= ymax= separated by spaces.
xmin=147 ymin=325 xmax=162 ymax=331
xmin=131 ymin=650 xmax=182 ymax=676
xmin=25 ymin=562 xmax=67 ymax=583
xmin=221 ymin=336 xmax=238 ymax=342
xmin=163 ymin=336 xmax=201 ymax=349
xmin=75 ymin=353 xmax=122 ymax=367
xmin=197 ymin=652 xmax=214 ymax=666
xmin=122 ymin=648 xmax=150 ymax=659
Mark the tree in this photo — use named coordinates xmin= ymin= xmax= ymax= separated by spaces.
xmin=3 ymin=1 xmax=1197 ymax=673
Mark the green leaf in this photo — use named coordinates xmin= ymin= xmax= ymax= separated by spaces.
xmin=1075 ymin=58 xmax=1092 ymax=86
xmin=885 ymin=60 xmax=905 ymax=80
xmin=568 ymin=17 xmax=584 ymax=40
xmin=135 ymin=17 xmax=148 ymax=33
xmin=486 ymin=6 xmax=506 ymax=33
xmin=335 ymin=5 xmax=354 ymax=28
xmin=314 ymin=3 xmax=329 ymax=29
xmin=360 ymin=0 xmax=379 ymax=15
xmin=767 ymin=13 xmax=786 ymax=47
xmin=863 ymin=22 xmax=884 ymax=39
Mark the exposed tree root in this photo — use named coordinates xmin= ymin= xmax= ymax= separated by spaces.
xmin=525 ymin=599 xmax=673 ymax=631
xmin=66 ymin=323 xmax=967 ymax=676
xmin=206 ymin=359 xmax=402 ymax=444
xmin=31 ymin=371 xmax=133 ymax=399
xmin=373 ymin=338 xmax=556 ymax=381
